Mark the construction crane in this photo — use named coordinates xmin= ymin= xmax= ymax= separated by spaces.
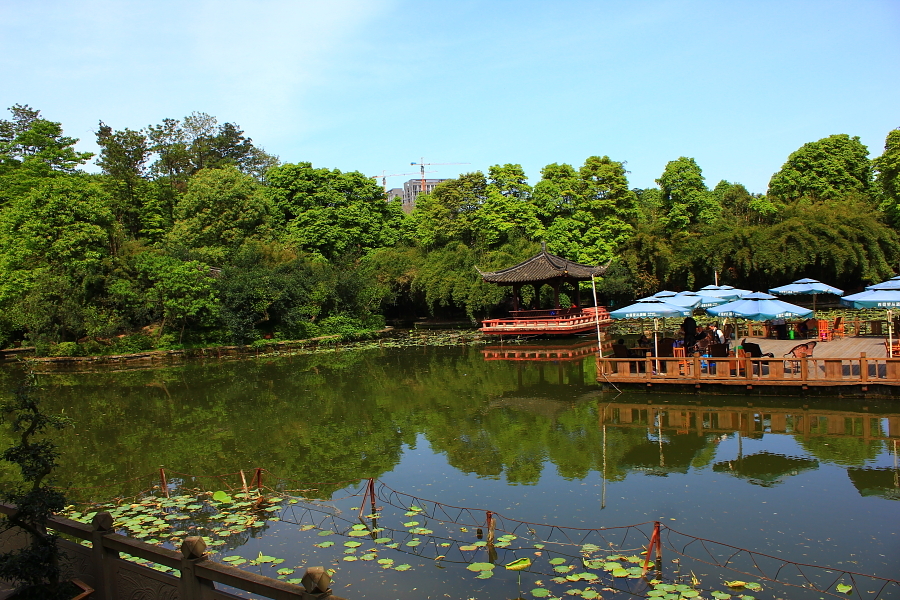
xmin=369 ymin=171 xmax=434 ymax=192
xmin=410 ymin=158 xmax=470 ymax=193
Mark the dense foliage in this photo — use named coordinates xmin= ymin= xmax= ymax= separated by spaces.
xmin=0 ymin=104 xmax=898 ymax=353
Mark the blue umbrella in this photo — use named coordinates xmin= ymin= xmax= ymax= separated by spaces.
xmin=769 ymin=277 xmax=844 ymax=313
xmin=841 ymin=288 xmax=900 ymax=354
xmin=865 ymin=276 xmax=900 ymax=291
xmin=698 ymin=285 xmax=752 ymax=301
xmin=706 ymin=292 xmax=814 ymax=321
xmin=610 ymin=297 xmax=692 ymax=320
xmin=640 ymin=291 xmax=702 ymax=309
xmin=610 ymin=298 xmax=692 ymax=367
xmin=840 ymin=289 xmax=900 ymax=309
xmin=676 ymin=291 xmax=729 ymax=309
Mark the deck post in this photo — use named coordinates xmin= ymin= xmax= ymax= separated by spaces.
xmin=800 ymin=357 xmax=808 ymax=382
xmin=860 ymin=352 xmax=868 ymax=383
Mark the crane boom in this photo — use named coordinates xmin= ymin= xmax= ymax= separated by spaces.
xmin=410 ymin=158 xmax=470 ymax=192
xmin=370 ymin=170 xmax=435 ymax=192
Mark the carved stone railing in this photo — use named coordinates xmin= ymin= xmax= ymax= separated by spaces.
xmin=0 ymin=503 xmax=348 ymax=600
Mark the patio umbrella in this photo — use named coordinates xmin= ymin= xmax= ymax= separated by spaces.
xmin=840 ymin=289 xmax=900 ymax=354
xmin=706 ymin=292 xmax=814 ymax=322
xmin=698 ymin=285 xmax=752 ymax=301
xmin=865 ymin=276 xmax=900 ymax=290
xmin=769 ymin=278 xmax=844 ymax=312
xmin=609 ymin=298 xmax=692 ymax=364
xmin=641 ymin=291 xmax=702 ymax=309
xmin=676 ymin=291 xmax=729 ymax=309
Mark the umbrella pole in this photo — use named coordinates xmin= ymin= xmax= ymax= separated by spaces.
xmin=654 ymin=317 xmax=660 ymax=373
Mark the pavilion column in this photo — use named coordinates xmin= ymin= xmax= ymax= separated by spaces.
xmin=512 ymin=285 xmax=521 ymax=311
xmin=553 ymin=283 xmax=560 ymax=309
xmin=575 ymin=282 xmax=582 ymax=308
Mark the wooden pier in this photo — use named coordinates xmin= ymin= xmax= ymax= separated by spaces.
xmin=596 ymin=337 xmax=900 ymax=392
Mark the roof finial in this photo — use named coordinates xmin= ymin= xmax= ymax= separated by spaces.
xmin=541 ymin=240 xmax=547 ymax=253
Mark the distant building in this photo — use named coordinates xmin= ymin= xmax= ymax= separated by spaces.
xmin=398 ymin=178 xmax=449 ymax=212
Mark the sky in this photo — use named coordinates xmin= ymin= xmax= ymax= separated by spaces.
xmin=2 ymin=0 xmax=898 ymax=194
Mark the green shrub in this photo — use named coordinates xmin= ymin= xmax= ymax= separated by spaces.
xmin=48 ymin=342 xmax=79 ymax=357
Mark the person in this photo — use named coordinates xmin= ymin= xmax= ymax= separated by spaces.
xmin=682 ymin=317 xmax=697 ymax=350
xmin=708 ymin=322 xmax=725 ymax=345
xmin=637 ymin=334 xmax=651 ymax=348
xmin=674 ymin=326 xmax=685 ymax=348
xmin=773 ymin=317 xmax=788 ymax=340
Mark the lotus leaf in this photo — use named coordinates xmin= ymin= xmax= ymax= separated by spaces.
xmin=657 ymin=585 xmax=676 ymax=592
xmin=836 ymin=584 xmax=853 ymax=594
xmin=603 ymin=562 xmax=621 ymax=570
xmin=647 ymin=591 xmax=666 ymax=597
xmin=554 ymin=565 xmax=574 ymax=573
xmin=395 ymin=564 xmax=412 ymax=571
xmin=475 ymin=571 xmax=493 ymax=579
xmin=467 ymin=562 xmax=495 ymax=572
xmin=315 ymin=541 xmax=334 ymax=548
xmin=343 ymin=556 xmax=357 ymax=562
xmin=744 ymin=583 xmax=762 ymax=592
xmin=724 ymin=581 xmax=745 ymax=589
xmin=344 ymin=541 xmax=362 ymax=547
xmin=532 ymin=589 xmax=551 ymax=598
xmin=343 ymin=549 xmax=356 ymax=554
xmin=378 ymin=558 xmax=394 ymax=565
xmin=549 ymin=558 xmax=567 ymax=565
xmin=534 ymin=543 xmax=545 ymax=549
xmin=495 ymin=541 xmax=510 ymax=548
xmin=403 ymin=521 xmax=420 ymax=527
xmin=406 ymin=540 xmax=420 ymax=547
xmin=565 ymin=590 xmax=583 ymax=596
xmin=505 ymin=557 xmax=532 ymax=571
xmin=360 ymin=554 xmax=376 ymax=561
xmin=287 ymin=578 xmax=302 ymax=584
xmin=711 ymin=593 xmax=731 ymax=599
xmin=612 ymin=568 xmax=629 ymax=577
xmin=583 ymin=591 xmax=600 ymax=599
xmin=681 ymin=591 xmax=699 ymax=598
xmin=374 ymin=537 xmax=392 ymax=543
xmin=459 ymin=545 xmax=478 ymax=551
xmin=583 ymin=559 xmax=604 ymax=569
xmin=581 ymin=544 xmax=600 ymax=553
xmin=212 ymin=491 xmax=232 ymax=503
xmin=386 ymin=543 xmax=399 ymax=549
xmin=277 ymin=568 xmax=294 ymax=575
xmin=577 ymin=573 xmax=598 ymax=581
xmin=348 ymin=530 xmax=370 ymax=537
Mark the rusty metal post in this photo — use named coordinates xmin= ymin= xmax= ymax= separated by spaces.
xmin=486 ymin=510 xmax=495 ymax=545
xmin=240 ymin=470 xmax=249 ymax=496
xmin=159 ymin=468 xmax=169 ymax=498
xmin=642 ymin=521 xmax=661 ymax=575
xmin=254 ymin=467 xmax=263 ymax=491
xmin=368 ymin=478 xmax=376 ymax=515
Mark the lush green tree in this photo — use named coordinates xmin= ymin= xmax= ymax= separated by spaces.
xmin=95 ymin=122 xmax=152 ymax=241
xmin=146 ymin=112 xmax=278 ymax=189
xmin=874 ymin=128 xmax=900 ymax=226
xmin=533 ymin=156 xmax=637 ymax=264
xmin=656 ymin=156 xmax=718 ymax=231
xmin=166 ymin=167 xmax=274 ymax=264
xmin=767 ymin=134 xmax=873 ymax=202
xmin=267 ymin=162 xmax=405 ymax=260
xmin=0 ymin=105 xmax=93 ymax=204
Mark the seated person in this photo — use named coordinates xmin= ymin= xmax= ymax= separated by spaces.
xmin=740 ymin=339 xmax=774 ymax=358
xmin=636 ymin=334 xmax=652 ymax=348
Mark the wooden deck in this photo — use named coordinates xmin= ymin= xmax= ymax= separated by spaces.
xmin=596 ymin=336 xmax=900 ymax=390
xmin=480 ymin=306 xmax=613 ymax=336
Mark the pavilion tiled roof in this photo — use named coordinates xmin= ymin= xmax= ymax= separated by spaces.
xmin=478 ymin=247 xmax=608 ymax=285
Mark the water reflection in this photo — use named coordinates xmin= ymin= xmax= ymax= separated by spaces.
xmin=0 ymin=344 xmax=897 ymax=500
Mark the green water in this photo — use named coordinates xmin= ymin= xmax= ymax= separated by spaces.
xmin=2 ymin=339 xmax=898 ymax=599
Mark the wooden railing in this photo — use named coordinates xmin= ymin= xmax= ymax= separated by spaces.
xmin=0 ymin=503 xmax=347 ymax=600
xmin=481 ymin=307 xmax=612 ymax=334
xmin=596 ymin=352 xmax=900 ymax=388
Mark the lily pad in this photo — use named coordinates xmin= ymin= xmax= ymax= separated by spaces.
xmin=836 ymin=584 xmax=853 ymax=594
xmin=724 ymin=581 xmax=746 ymax=589
xmin=745 ymin=583 xmax=763 ymax=592
xmin=475 ymin=571 xmax=493 ymax=579
xmin=505 ymin=557 xmax=532 ymax=571
xmin=394 ymin=564 xmax=412 ymax=571
xmin=344 ymin=541 xmax=362 ymax=547
xmin=532 ymin=589 xmax=551 ymax=598
xmin=549 ymin=558 xmax=568 ymax=565
xmin=467 ymin=562 xmax=495 ymax=572
xmin=374 ymin=537 xmax=392 ymax=543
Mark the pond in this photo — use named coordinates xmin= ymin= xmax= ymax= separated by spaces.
xmin=1 ymin=334 xmax=898 ymax=600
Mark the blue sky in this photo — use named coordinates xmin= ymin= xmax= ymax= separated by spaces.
xmin=2 ymin=0 xmax=898 ymax=193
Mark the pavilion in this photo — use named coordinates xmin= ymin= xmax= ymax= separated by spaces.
xmin=477 ymin=244 xmax=608 ymax=312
